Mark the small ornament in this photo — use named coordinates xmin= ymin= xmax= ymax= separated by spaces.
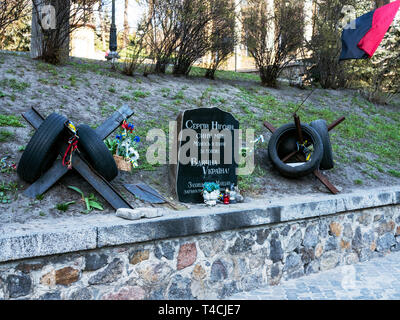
xmin=223 ymin=188 xmax=230 ymax=205
xmin=235 ymin=186 xmax=244 ymax=203
xmin=203 ymin=182 xmax=220 ymax=206
xmin=229 ymin=184 xmax=237 ymax=204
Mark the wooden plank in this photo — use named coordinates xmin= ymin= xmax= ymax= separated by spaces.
xmin=313 ymin=169 xmax=340 ymax=194
xmin=124 ymin=184 xmax=166 ymax=204
xmin=95 ymin=105 xmax=134 ymax=140
xmin=293 ymin=114 xmax=304 ymax=144
xmin=21 ymin=107 xmax=45 ymax=130
xmin=23 ymin=160 xmax=68 ymax=198
xmin=72 ymin=156 xmax=133 ymax=210
xmin=327 ymin=116 xmax=346 ymax=132
xmin=294 ymin=153 xmax=339 ymax=195
xmin=263 ymin=121 xmax=277 ymax=133
xmin=282 ymin=150 xmax=300 ymax=163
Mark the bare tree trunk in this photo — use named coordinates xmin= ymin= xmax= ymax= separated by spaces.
xmin=124 ymin=0 xmax=129 ymax=47
xmin=30 ymin=0 xmax=71 ymax=62
xmin=30 ymin=0 xmax=44 ymax=58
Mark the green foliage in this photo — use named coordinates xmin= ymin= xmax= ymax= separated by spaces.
xmin=0 ymin=191 xmax=11 ymax=204
xmin=361 ymin=27 xmax=400 ymax=104
xmin=0 ymin=78 xmax=30 ymax=91
xmin=0 ymin=114 xmax=24 ymax=127
xmin=0 ymin=12 xmax=30 ymax=51
xmin=388 ymin=170 xmax=400 ymax=178
xmin=121 ymin=30 xmax=149 ymax=76
xmin=132 ymin=90 xmax=150 ymax=99
xmin=242 ymin=0 xmax=305 ymax=87
xmin=68 ymin=186 xmax=104 ymax=214
xmin=69 ymin=75 xmax=78 ymax=87
xmin=173 ymin=90 xmax=185 ymax=100
xmin=120 ymin=94 xmax=131 ymax=101
xmin=35 ymin=194 xmax=44 ymax=201
xmin=305 ymin=0 xmax=362 ymax=88
xmin=55 ymin=201 xmax=76 ymax=212
xmin=0 ymin=182 xmax=18 ymax=203
xmin=0 ymin=129 xmax=14 ymax=142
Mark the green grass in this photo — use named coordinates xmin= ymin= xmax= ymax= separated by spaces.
xmin=160 ymin=87 xmax=171 ymax=98
xmin=120 ymin=94 xmax=131 ymax=101
xmin=189 ymin=66 xmax=260 ymax=82
xmin=233 ymin=86 xmax=400 ymax=179
xmin=354 ymin=179 xmax=363 ymax=185
xmin=36 ymin=61 xmax=58 ymax=75
xmin=0 ymin=115 xmax=25 ymax=128
xmin=55 ymin=201 xmax=75 ymax=212
xmin=0 ymin=130 xmax=14 ymax=142
xmin=69 ymin=75 xmax=78 ymax=87
xmin=0 ymin=181 xmax=18 ymax=203
xmin=132 ymin=90 xmax=150 ymax=99
xmin=388 ymin=170 xmax=400 ymax=178
xmin=173 ymin=90 xmax=185 ymax=100
xmin=0 ymin=78 xmax=30 ymax=91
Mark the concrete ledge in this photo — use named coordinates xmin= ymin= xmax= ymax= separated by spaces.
xmin=1 ymin=186 xmax=399 ymax=263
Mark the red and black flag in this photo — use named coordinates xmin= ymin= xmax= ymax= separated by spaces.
xmin=339 ymin=0 xmax=400 ymax=60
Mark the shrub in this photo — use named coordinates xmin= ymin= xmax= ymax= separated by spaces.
xmin=305 ymin=0 xmax=363 ymax=89
xmin=242 ymin=0 xmax=305 ymax=87
xmin=204 ymin=0 xmax=237 ymax=80
xmin=121 ymin=20 xmax=151 ymax=76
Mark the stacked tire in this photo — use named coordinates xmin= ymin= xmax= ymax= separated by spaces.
xmin=267 ymin=119 xmax=334 ymax=178
xmin=17 ymin=113 xmax=118 ymax=183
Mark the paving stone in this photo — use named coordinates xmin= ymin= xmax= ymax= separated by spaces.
xmin=228 ymin=251 xmax=400 ymax=300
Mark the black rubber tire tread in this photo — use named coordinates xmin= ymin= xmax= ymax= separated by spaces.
xmin=268 ymin=123 xmax=324 ymax=178
xmin=76 ymin=124 xmax=118 ymax=181
xmin=17 ymin=113 xmax=68 ymax=183
xmin=310 ymin=119 xmax=334 ymax=170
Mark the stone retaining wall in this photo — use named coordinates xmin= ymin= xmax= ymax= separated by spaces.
xmin=1 ymin=187 xmax=399 ymax=300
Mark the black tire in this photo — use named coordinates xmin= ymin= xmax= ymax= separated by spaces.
xmin=310 ymin=119 xmax=334 ymax=170
xmin=76 ymin=124 xmax=118 ymax=181
xmin=18 ymin=113 xmax=68 ymax=183
xmin=268 ymin=123 xmax=324 ymax=178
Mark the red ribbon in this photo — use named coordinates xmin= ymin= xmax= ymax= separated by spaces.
xmin=62 ymin=137 xmax=78 ymax=169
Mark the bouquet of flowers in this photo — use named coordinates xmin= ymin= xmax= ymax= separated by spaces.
xmin=202 ymin=182 xmax=220 ymax=206
xmin=105 ymin=120 xmax=140 ymax=171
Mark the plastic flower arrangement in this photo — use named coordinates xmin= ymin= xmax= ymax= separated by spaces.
xmin=105 ymin=120 xmax=140 ymax=169
xmin=203 ymin=182 xmax=220 ymax=193
xmin=202 ymin=182 xmax=221 ymax=206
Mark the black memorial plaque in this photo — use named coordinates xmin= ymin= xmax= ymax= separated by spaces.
xmin=172 ymin=107 xmax=239 ymax=203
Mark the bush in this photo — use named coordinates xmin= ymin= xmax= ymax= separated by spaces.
xmin=142 ymin=0 xmax=237 ymax=76
xmin=204 ymin=0 xmax=237 ymax=80
xmin=242 ymin=0 xmax=305 ymax=87
xmin=121 ymin=23 xmax=151 ymax=76
xmin=305 ymin=0 xmax=366 ymax=89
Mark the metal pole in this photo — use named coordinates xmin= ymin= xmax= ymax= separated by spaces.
xmin=107 ymin=0 xmax=119 ymax=67
xmin=110 ymin=0 xmax=117 ymax=51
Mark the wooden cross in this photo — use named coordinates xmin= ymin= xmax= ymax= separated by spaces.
xmin=21 ymin=106 xmax=134 ymax=210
